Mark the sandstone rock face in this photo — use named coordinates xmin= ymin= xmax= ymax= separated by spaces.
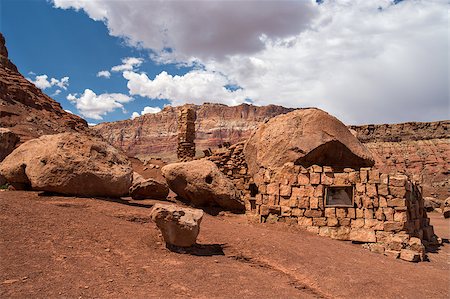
xmin=93 ymin=103 xmax=294 ymax=160
xmin=351 ymin=121 xmax=449 ymax=201
xmin=130 ymin=178 xmax=169 ymax=200
xmin=0 ymin=33 xmax=17 ymax=72
xmin=0 ymin=128 xmax=19 ymax=161
xmin=0 ymin=33 xmax=88 ymax=145
xmin=0 ymin=132 xmax=132 ymax=197
xmin=150 ymin=203 xmax=203 ymax=247
xmin=244 ymin=108 xmax=375 ymax=175
xmin=161 ymin=159 xmax=244 ymax=211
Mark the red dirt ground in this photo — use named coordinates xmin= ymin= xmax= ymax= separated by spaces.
xmin=1 ymin=191 xmax=449 ymax=298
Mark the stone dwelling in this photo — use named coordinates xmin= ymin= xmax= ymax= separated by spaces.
xmin=207 ymin=108 xmax=437 ymax=262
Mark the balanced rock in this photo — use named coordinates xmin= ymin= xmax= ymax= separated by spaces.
xmin=244 ymin=108 xmax=374 ymax=175
xmin=0 ymin=128 xmax=19 ymax=161
xmin=0 ymin=132 xmax=132 ymax=197
xmin=161 ymin=159 xmax=244 ymax=211
xmin=150 ymin=203 xmax=203 ymax=247
xmin=130 ymin=177 xmax=169 ymax=200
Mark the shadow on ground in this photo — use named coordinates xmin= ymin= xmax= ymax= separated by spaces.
xmin=166 ymin=243 xmax=226 ymax=256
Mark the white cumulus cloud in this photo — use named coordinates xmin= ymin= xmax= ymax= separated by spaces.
xmin=52 ymin=0 xmax=316 ymax=61
xmin=131 ymin=112 xmax=140 ymax=120
xmin=53 ymin=0 xmax=449 ymax=124
xmin=111 ymin=57 xmax=143 ymax=72
xmin=123 ymin=70 xmax=247 ymax=106
xmin=28 ymin=74 xmax=70 ymax=90
xmin=131 ymin=106 xmax=162 ymax=119
xmin=67 ymin=89 xmax=133 ymax=120
xmin=96 ymin=70 xmax=111 ymax=78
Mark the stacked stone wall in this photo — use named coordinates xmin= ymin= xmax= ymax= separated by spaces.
xmin=206 ymin=142 xmax=437 ymax=262
xmin=246 ymin=163 xmax=435 ymax=261
xmin=206 ymin=142 xmax=251 ymax=195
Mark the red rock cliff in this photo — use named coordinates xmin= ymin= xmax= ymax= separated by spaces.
xmin=93 ymin=103 xmax=295 ymax=160
xmin=0 ymin=33 xmax=88 ymax=143
xmin=351 ymin=121 xmax=449 ymax=200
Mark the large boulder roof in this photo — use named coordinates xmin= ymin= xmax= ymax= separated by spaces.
xmin=244 ymin=108 xmax=375 ymax=174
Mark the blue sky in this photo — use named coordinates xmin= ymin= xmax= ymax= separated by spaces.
xmin=0 ymin=0 xmax=447 ymax=125
xmin=1 ymin=0 xmax=192 ymax=123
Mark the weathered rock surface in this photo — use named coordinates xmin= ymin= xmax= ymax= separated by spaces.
xmin=0 ymin=128 xmax=19 ymax=161
xmin=352 ymin=121 xmax=449 ymax=201
xmin=130 ymin=178 xmax=169 ymax=200
xmin=161 ymin=159 xmax=244 ymax=211
xmin=0 ymin=132 xmax=132 ymax=197
xmin=93 ymin=103 xmax=294 ymax=160
xmin=424 ymin=197 xmax=441 ymax=212
xmin=0 ymin=33 xmax=88 ymax=145
xmin=150 ymin=203 xmax=203 ymax=247
xmin=244 ymin=108 xmax=375 ymax=175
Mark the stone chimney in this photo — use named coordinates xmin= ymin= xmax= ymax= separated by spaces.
xmin=177 ymin=106 xmax=196 ymax=161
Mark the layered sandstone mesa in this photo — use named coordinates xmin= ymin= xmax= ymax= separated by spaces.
xmin=0 ymin=132 xmax=133 ymax=197
xmin=93 ymin=103 xmax=294 ymax=160
xmin=177 ymin=106 xmax=196 ymax=161
xmin=244 ymin=108 xmax=375 ymax=175
xmin=0 ymin=33 xmax=88 ymax=144
xmin=350 ymin=121 xmax=449 ymax=200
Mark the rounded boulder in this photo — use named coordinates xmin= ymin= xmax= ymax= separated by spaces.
xmin=161 ymin=159 xmax=244 ymax=211
xmin=0 ymin=132 xmax=132 ymax=197
xmin=244 ymin=108 xmax=375 ymax=175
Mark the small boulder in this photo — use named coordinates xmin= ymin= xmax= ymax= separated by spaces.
xmin=0 ymin=128 xmax=19 ymax=161
xmin=423 ymin=197 xmax=441 ymax=212
xmin=150 ymin=203 xmax=203 ymax=247
xmin=0 ymin=132 xmax=132 ymax=197
xmin=130 ymin=178 xmax=169 ymax=200
xmin=400 ymin=249 xmax=421 ymax=262
xmin=161 ymin=159 xmax=244 ymax=211
xmin=443 ymin=208 xmax=450 ymax=219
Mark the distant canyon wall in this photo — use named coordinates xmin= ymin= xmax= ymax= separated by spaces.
xmin=350 ymin=121 xmax=449 ymax=200
xmin=93 ymin=105 xmax=449 ymax=199
xmin=93 ymin=103 xmax=295 ymax=160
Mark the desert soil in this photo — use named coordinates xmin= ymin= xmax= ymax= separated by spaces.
xmin=1 ymin=191 xmax=449 ymax=298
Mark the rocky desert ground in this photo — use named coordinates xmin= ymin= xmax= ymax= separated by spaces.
xmin=1 ymin=26 xmax=449 ymax=299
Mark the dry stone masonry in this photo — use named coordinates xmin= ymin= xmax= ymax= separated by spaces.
xmin=177 ymin=106 xmax=196 ymax=161
xmin=206 ymin=143 xmax=437 ymax=262
xmin=245 ymin=163 xmax=436 ymax=262
xmin=206 ymin=141 xmax=250 ymax=193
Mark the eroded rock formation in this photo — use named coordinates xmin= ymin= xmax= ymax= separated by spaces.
xmin=162 ymin=159 xmax=245 ymax=211
xmin=351 ymin=121 xmax=449 ymax=200
xmin=0 ymin=33 xmax=88 ymax=144
xmin=93 ymin=103 xmax=295 ymax=160
xmin=0 ymin=132 xmax=133 ymax=197
xmin=150 ymin=203 xmax=203 ymax=248
xmin=244 ymin=108 xmax=374 ymax=175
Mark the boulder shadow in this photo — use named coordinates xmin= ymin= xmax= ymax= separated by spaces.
xmin=425 ymin=238 xmax=448 ymax=254
xmin=166 ymin=243 xmax=226 ymax=256
xmin=37 ymin=191 xmax=153 ymax=208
